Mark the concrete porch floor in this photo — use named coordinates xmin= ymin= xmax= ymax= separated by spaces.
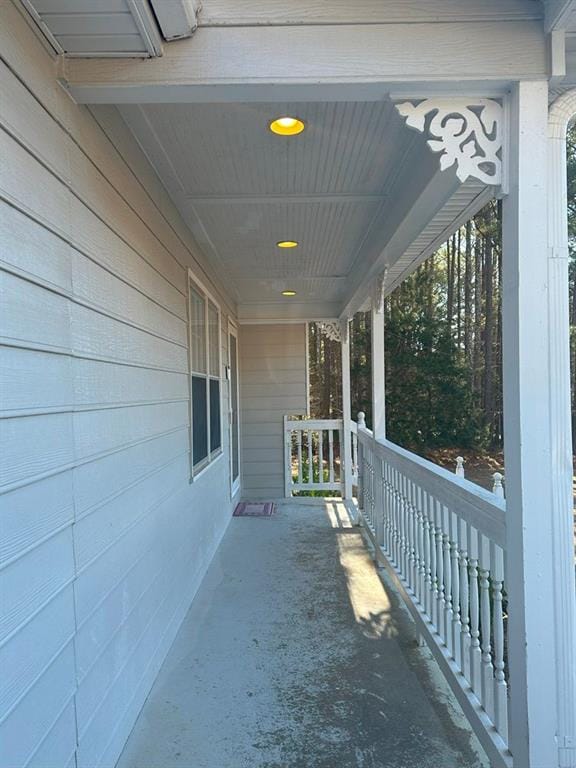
xmin=116 ymin=501 xmax=489 ymax=768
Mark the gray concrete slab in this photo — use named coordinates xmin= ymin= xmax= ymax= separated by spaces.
xmin=116 ymin=501 xmax=489 ymax=768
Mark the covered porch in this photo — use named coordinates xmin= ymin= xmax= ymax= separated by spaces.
xmin=115 ymin=499 xmax=488 ymax=768
xmin=1 ymin=2 xmax=576 ymax=768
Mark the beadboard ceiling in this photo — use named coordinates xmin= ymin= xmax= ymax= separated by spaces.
xmin=120 ymin=99 xmax=446 ymax=315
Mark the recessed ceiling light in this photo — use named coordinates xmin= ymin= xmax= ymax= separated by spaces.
xmin=282 ymin=290 xmax=297 ymax=297
xmin=277 ymin=240 xmax=298 ymax=248
xmin=269 ymin=116 xmax=305 ymax=136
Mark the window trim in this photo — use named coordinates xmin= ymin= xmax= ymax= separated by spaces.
xmin=187 ymin=268 xmax=223 ymax=481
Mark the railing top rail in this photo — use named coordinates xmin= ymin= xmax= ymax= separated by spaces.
xmin=357 ymin=426 xmax=506 ymax=547
xmin=285 ymin=418 xmax=343 ymax=430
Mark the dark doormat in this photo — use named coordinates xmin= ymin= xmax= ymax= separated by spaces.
xmin=233 ymin=502 xmax=275 ymax=517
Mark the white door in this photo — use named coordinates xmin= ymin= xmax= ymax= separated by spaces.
xmin=228 ymin=322 xmax=241 ymax=497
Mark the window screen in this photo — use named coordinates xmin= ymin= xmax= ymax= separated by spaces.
xmin=192 ymin=376 xmax=208 ymax=466
xmin=210 ymin=379 xmax=221 ymax=453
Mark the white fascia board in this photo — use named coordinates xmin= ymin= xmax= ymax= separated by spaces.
xmin=150 ymin=0 xmax=199 ymax=40
xmin=62 ymin=21 xmax=547 ymax=104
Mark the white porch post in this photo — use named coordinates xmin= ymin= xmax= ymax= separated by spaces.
xmin=501 ymin=80 xmax=559 ymax=768
xmin=371 ymin=273 xmax=387 ymax=442
xmin=341 ymin=319 xmax=353 ymax=500
xmin=548 ymin=89 xmax=576 ymax=768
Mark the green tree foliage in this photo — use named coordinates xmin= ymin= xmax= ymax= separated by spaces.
xmin=310 ymin=126 xmax=576 ymax=452
xmin=384 ymin=261 xmax=482 ymax=450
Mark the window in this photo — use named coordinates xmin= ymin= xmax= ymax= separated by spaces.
xmin=188 ymin=273 xmax=222 ymax=476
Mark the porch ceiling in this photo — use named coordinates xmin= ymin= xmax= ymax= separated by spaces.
xmin=120 ymin=99 xmax=416 ymax=314
xmin=119 ymin=97 xmax=489 ymax=321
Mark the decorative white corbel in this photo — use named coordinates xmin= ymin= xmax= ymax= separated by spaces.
xmin=373 ymin=268 xmax=388 ymax=314
xmin=318 ymin=321 xmax=341 ymax=343
xmin=395 ymin=98 xmax=504 ymax=187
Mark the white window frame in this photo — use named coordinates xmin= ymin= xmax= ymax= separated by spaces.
xmin=188 ymin=268 xmax=223 ymax=481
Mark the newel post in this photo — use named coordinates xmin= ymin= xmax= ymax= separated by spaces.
xmin=501 ymin=81 xmax=559 ymax=768
xmin=371 ymin=270 xmax=387 ymax=442
xmin=340 ymin=318 xmax=353 ymax=500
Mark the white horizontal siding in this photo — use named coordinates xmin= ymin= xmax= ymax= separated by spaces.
xmin=239 ymin=323 xmax=307 ymax=499
xmin=0 ymin=5 xmax=235 ymax=767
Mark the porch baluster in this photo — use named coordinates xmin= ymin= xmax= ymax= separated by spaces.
xmin=393 ymin=469 xmax=401 ymax=568
xmin=318 ymin=430 xmax=324 ymax=485
xmin=468 ymin=528 xmax=482 ymax=695
xmin=479 ymin=536 xmax=495 ymax=721
xmin=417 ymin=487 xmax=426 ymax=607
xmin=328 ymin=429 xmax=335 ymax=485
xmin=429 ymin=496 xmax=438 ymax=630
xmin=435 ymin=501 xmax=446 ymax=643
xmin=422 ymin=491 xmax=433 ymax=620
xmin=307 ymin=430 xmax=313 ymax=484
xmin=408 ymin=480 xmax=417 ymax=593
xmin=442 ymin=505 xmax=453 ymax=655
xmin=450 ymin=511 xmax=462 ymax=667
xmin=492 ymin=544 xmax=508 ymax=742
xmin=459 ymin=518 xmax=471 ymax=681
xmin=297 ymin=430 xmax=303 ymax=485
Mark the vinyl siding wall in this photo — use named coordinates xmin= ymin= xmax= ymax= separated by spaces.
xmin=0 ymin=4 xmax=235 ymax=767
xmin=239 ymin=324 xmax=308 ymax=499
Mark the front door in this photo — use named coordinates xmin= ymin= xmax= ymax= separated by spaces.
xmin=228 ymin=322 xmax=240 ymax=497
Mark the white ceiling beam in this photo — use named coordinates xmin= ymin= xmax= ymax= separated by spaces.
xmin=199 ymin=0 xmax=542 ymax=26
xmin=150 ymin=0 xmax=199 ymax=41
xmin=62 ymin=21 xmax=548 ymax=104
xmin=544 ymin=0 xmax=576 ymax=31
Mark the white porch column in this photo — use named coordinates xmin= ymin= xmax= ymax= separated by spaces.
xmin=371 ymin=273 xmax=387 ymax=442
xmin=341 ymin=319 xmax=353 ymax=500
xmin=501 ymin=80 xmax=559 ymax=768
xmin=548 ymin=89 xmax=576 ymax=768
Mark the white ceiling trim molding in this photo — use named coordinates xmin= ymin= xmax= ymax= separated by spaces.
xmin=395 ymin=98 xmax=504 ymax=187
xmin=62 ymin=22 xmax=547 ymax=104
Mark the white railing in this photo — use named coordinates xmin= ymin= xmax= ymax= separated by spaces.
xmin=356 ymin=418 xmax=511 ymax=768
xmin=284 ymin=417 xmax=343 ymax=495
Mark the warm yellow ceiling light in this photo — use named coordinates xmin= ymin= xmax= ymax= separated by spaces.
xmin=277 ymin=240 xmax=299 ymax=249
xmin=269 ymin=116 xmax=305 ymax=136
xmin=282 ymin=290 xmax=297 ymax=297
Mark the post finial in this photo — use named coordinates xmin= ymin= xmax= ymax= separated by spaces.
xmin=357 ymin=411 xmax=366 ymax=428
xmin=492 ymin=472 xmax=505 ymax=498
xmin=455 ymin=456 xmax=465 ymax=478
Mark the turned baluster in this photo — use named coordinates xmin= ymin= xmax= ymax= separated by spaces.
xmin=442 ymin=505 xmax=453 ymax=654
xmin=492 ymin=543 xmax=508 ymax=741
xmin=479 ymin=535 xmax=495 ymax=721
xmin=450 ymin=510 xmax=462 ymax=667
xmin=435 ymin=500 xmax=446 ymax=644
xmin=459 ymin=518 xmax=471 ymax=681
xmin=468 ymin=527 xmax=482 ymax=696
